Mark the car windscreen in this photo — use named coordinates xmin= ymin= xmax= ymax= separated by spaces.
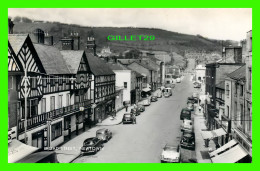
xmin=164 ymin=147 xmax=176 ymax=151
xmin=84 ymin=140 xmax=94 ymax=146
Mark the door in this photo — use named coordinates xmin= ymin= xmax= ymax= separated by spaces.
xmin=32 ymin=130 xmax=44 ymax=150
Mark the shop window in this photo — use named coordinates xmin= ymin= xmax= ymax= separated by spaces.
xmin=124 ymin=82 xmax=127 ymax=89
xmin=51 ymin=122 xmax=62 ymax=141
xmin=30 ymin=99 xmax=38 ymax=116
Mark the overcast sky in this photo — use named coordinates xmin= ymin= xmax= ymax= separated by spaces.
xmin=8 ymin=8 xmax=252 ymax=41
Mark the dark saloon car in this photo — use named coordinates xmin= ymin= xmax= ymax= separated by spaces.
xmin=187 ymin=97 xmax=199 ymax=104
xmin=96 ymin=128 xmax=112 ymax=142
xmin=137 ymin=104 xmax=145 ymax=112
xmin=180 ymin=132 xmax=195 ymax=150
xmin=122 ymin=113 xmax=136 ymax=124
xmin=80 ymin=137 xmax=103 ymax=155
xmin=131 ymin=108 xmax=140 ymax=116
xmin=180 ymin=108 xmax=191 ymax=120
xmin=151 ymin=96 xmax=158 ymax=102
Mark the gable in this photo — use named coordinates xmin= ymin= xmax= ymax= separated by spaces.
xmin=8 ymin=42 xmax=23 ymax=72
xmin=15 ymin=36 xmax=45 ymax=74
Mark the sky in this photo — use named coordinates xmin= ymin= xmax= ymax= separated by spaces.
xmin=8 ymin=8 xmax=252 ymax=41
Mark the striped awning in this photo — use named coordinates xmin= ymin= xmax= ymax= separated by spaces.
xmin=209 ymin=139 xmax=238 ymax=158
xmin=201 ymin=128 xmax=227 ymax=140
xmin=211 ymin=144 xmax=248 ymax=163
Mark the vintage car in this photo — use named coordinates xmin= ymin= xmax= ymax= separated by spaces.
xmin=137 ymin=104 xmax=145 ymax=112
xmin=96 ymin=128 xmax=112 ymax=142
xmin=180 ymin=132 xmax=195 ymax=150
xmin=161 ymin=144 xmax=181 ymax=163
xmin=80 ymin=137 xmax=103 ymax=155
xmin=180 ymin=108 xmax=192 ymax=120
xmin=131 ymin=108 xmax=141 ymax=116
xmin=151 ymin=96 xmax=158 ymax=102
xmin=181 ymin=119 xmax=193 ymax=132
xmin=176 ymin=78 xmax=181 ymax=83
xmin=163 ymin=87 xmax=172 ymax=96
xmin=122 ymin=113 xmax=136 ymax=124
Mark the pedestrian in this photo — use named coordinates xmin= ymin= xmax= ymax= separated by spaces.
xmin=126 ymin=105 xmax=128 ymax=112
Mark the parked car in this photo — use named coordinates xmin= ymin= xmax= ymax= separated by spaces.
xmin=194 ymin=83 xmax=201 ymax=88
xmin=131 ymin=108 xmax=140 ymax=116
xmin=164 ymin=87 xmax=172 ymax=96
xmin=187 ymin=102 xmax=194 ymax=111
xmin=80 ymin=137 xmax=103 ymax=155
xmin=187 ymin=96 xmax=199 ymax=104
xmin=180 ymin=132 xmax=195 ymax=150
xmin=176 ymin=78 xmax=181 ymax=83
xmin=164 ymin=92 xmax=170 ymax=98
xmin=161 ymin=144 xmax=181 ymax=163
xmin=157 ymin=91 xmax=162 ymax=98
xmin=180 ymin=108 xmax=191 ymax=120
xmin=181 ymin=119 xmax=193 ymax=132
xmin=137 ymin=104 xmax=145 ymax=112
xmin=122 ymin=113 xmax=136 ymax=124
xmin=96 ymin=128 xmax=112 ymax=142
xmin=141 ymin=97 xmax=151 ymax=106
xmin=151 ymin=96 xmax=158 ymax=102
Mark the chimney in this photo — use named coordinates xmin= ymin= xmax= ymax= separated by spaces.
xmin=8 ymin=18 xmax=14 ymax=34
xmin=86 ymin=36 xmax=97 ymax=56
xmin=70 ymin=32 xmax=80 ymax=50
xmin=60 ymin=37 xmax=74 ymax=50
xmin=30 ymin=28 xmax=45 ymax=44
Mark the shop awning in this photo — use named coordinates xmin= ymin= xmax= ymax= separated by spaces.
xmin=201 ymin=128 xmax=227 ymax=140
xmin=209 ymin=139 xmax=238 ymax=158
xmin=211 ymin=144 xmax=248 ymax=163
xmin=8 ymin=140 xmax=39 ymax=163
xmin=142 ymin=87 xmax=151 ymax=92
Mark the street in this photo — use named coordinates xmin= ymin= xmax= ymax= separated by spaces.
xmin=73 ymin=75 xmax=196 ymax=163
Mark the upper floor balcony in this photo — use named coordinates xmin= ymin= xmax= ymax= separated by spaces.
xmin=18 ymin=99 xmax=91 ymax=133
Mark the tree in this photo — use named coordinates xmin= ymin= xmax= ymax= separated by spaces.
xmin=125 ymin=49 xmax=142 ymax=59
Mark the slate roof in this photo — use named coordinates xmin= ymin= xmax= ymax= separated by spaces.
xmin=107 ymin=62 xmax=130 ymax=71
xmin=60 ymin=50 xmax=85 ymax=74
xmin=131 ymin=61 xmax=156 ymax=71
xmin=216 ymin=81 xmax=225 ymax=89
xmin=85 ymin=53 xmax=115 ymax=76
xmin=227 ymin=65 xmax=246 ymax=81
xmin=8 ymin=34 xmax=28 ymax=55
xmin=33 ymin=43 xmax=71 ymax=75
xmin=117 ymin=59 xmax=136 ymax=65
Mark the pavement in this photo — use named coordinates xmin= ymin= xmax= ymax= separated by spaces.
xmin=193 ymin=98 xmax=215 ymax=163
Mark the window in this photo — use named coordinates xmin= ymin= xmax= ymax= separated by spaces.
xmin=8 ymin=76 xmax=13 ymax=90
xmin=124 ymin=82 xmax=127 ymax=89
xmin=42 ymin=77 xmax=47 ymax=86
xmin=248 ymin=106 xmax=251 ymax=132
xmin=226 ymin=105 xmax=230 ymax=118
xmin=30 ymin=99 xmax=38 ymax=116
xmin=226 ymin=84 xmax=230 ymax=96
xmin=66 ymin=94 xmax=70 ymax=106
xmin=59 ymin=95 xmax=63 ymax=108
xmin=50 ymin=96 xmax=55 ymax=111
xmin=51 ymin=122 xmax=62 ymax=141
xmin=50 ymin=77 xmax=54 ymax=86
xmin=41 ymin=98 xmax=46 ymax=113
xmin=240 ymin=85 xmax=244 ymax=96
xmin=234 ymin=102 xmax=237 ymax=125
xmin=31 ymin=77 xmax=37 ymax=89
xmin=235 ymin=83 xmax=238 ymax=95
xmin=240 ymin=104 xmax=243 ymax=125
xmin=248 ymin=68 xmax=252 ymax=91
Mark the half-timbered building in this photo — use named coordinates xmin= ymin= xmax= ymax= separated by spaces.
xmin=8 ymin=34 xmax=92 ymax=149
xmin=85 ymin=53 xmax=116 ymax=124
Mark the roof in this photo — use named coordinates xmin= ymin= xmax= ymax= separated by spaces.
xmin=117 ymin=59 xmax=136 ymax=65
xmin=108 ymin=62 xmax=130 ymax=71
xmin=129 ymin=61 xmax=156 ymax=71
xmin=216 ymin=81 xmax=225 ymax=89
xmin=227 ymin=65 xmax=246 ymax=81
xmin=135 ymin=71 xmax=143 ymax=77
xmin=33 ymin=43 xmax=71 ymax=74
xmin=8 ymin=34 xmax=28 ymax=54
xmin=60 ymin=50 xmax=85 ymax=74
xmin=85 ymin=53 xmax=115 ymax=76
